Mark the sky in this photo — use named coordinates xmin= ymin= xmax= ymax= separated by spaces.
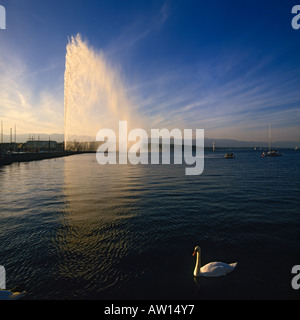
xmin=0 ymin=0 xmax=299 ymax=142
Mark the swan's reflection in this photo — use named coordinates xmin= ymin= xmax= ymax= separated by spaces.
xmin=193 ymin=275 xmax=201 ymax=288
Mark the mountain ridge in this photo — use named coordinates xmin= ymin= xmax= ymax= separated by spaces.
xmin=2 ymin=134 xmax=299 ymax=148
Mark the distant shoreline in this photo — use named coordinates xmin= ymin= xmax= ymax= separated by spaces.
xmin=1 ymin=147 xmax=296 ymax=167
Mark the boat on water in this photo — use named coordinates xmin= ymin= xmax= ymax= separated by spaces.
xmin=225 ymin=153 xmax=234 ymax=158
xmin=262 ymin=150 xmax=283 ymax=157
xmin=262 ymin=124 xmax=283 ymax=157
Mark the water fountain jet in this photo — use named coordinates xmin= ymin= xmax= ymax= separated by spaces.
xmin=64 ymin=34 xmax=141 ymax=151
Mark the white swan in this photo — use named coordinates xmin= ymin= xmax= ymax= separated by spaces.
xmin=192 ymin=246 xmax=237 ymax=277
xmin=0 ymin=290 xmax=25 ymax=300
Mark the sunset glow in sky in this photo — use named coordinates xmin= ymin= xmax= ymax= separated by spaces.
xmin=0 ymin=0 xmax=299 ymax=142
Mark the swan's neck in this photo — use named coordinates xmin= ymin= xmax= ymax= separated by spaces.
xmin=194 ymin=251 xmax=201 ymax=276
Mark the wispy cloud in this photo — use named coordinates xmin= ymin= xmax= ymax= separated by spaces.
xmin=0 ymin=45 xmax=64 ymax=137
xmin=128 ymin=51 xmax=300 ymax=141
xmin=105 ymin=2 xmax=170 ymax=55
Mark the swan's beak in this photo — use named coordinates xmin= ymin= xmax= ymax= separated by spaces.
xmin=192 ymin=251 xmax=196 ymax=256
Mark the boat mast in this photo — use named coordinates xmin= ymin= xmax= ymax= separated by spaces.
xmin=269 ymin=123 xmax=271 ymax=152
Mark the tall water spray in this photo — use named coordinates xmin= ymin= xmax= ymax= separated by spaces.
xmin=64 ymin=34 xmax=141 ymax=151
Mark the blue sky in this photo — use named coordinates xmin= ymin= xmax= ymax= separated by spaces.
xmin=0 ymin=0 xmax=299 ymax=142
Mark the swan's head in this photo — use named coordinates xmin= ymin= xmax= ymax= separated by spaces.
xmin=192 ymin=246 xmax=201 ymax=256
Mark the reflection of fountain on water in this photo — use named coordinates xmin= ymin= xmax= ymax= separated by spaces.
xmin=51 ymin=155 xmax=147 ymax=297
xmin=64 ymin=34 xmax=142 ymax=151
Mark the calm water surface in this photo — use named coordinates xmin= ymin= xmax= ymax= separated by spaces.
xmin=0 ymin=150 xmax=299 ymax=299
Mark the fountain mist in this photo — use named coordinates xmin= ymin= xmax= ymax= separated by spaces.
xmin=64 ymin=34 xmax=142 ymax=151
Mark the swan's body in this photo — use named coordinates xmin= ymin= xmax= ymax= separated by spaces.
xmin=193 ymin=246 xmax=237 ymax=277
xmin=0 ymin=290 xmax=25 ymax=300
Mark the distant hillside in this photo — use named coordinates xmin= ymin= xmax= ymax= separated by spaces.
xmin=204 ymin=138 xmax=299 ymax=148
xmin=2 ymin=134 xmax=299 ymax=148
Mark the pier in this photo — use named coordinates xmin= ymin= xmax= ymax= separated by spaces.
xmin=0 ymin=151 xmax=88 ymax=166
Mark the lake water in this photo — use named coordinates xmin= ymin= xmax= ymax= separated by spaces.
xmin=0 ymin=149 xmax=299 ymax=299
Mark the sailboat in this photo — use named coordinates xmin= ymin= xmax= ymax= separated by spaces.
xmin=262 ymin=124 xmax=283 ymax=157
